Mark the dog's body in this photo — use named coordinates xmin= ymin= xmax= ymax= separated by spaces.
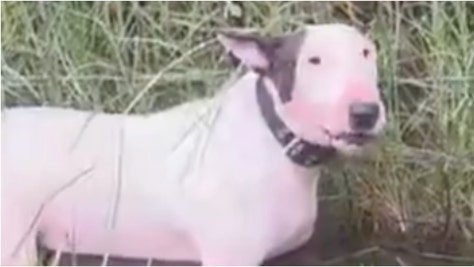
xmin=2 ymin=24 xmax=386 ymax=265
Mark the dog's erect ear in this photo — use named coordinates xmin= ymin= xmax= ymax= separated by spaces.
xmin=217 ymin=29 xmax=278 ymax=72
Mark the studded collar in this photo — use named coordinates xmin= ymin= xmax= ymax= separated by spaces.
xmin=256 ymin=77 xmax=336 ymax=167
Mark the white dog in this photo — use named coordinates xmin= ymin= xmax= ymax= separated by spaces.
xmin=1 ymin=23 xmax=386 ymax=266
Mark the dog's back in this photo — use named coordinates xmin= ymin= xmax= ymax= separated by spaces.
xmin=1 ymin=100 xmax=212 ymax=184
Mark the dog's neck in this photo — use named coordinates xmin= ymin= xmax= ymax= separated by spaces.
xmin=254 ymin=75 xmax=336 ymax=167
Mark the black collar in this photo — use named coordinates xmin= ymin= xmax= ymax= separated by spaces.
xmin=256 ymin=77 xmax=336 ymax=167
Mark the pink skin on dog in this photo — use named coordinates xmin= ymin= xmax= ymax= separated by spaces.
xmin=1 ymin=24 xmax=386 ymax=265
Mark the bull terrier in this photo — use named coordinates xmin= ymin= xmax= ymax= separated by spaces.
xmin=1 ymin=23 xmax=386 ymax=265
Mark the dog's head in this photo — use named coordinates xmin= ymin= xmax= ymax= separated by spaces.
xmin=218 ymin=24 xmax=386 ymax=155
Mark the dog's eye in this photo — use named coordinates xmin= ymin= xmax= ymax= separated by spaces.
xmin=363 ymin=48 xmax=370 ymax=58
xmin=309 ymin=56 xmax=321 ymax=65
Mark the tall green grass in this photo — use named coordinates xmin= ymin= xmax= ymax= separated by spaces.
xmin=2 ymin=1 xmax=473 ymax=258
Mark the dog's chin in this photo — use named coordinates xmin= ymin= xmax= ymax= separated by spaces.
xmin=330 ymin=132 xmax=376 ymax=156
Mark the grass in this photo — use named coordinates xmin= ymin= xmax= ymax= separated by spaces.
xmin=2 ymin=1 xmax=473 ymax=264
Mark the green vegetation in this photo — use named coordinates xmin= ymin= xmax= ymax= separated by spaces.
xmin=2 ymin=1 xmax=473 ymax=264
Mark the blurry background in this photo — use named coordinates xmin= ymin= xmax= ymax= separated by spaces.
xmin=1 ymin=1 xmax=473 ymax=265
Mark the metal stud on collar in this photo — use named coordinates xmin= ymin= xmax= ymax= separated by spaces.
xmin=286 ymin=139 xmax=304 ymax=157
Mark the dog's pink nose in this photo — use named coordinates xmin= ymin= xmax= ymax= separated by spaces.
xmin=349 ymin=102 xmax=379 ymax=131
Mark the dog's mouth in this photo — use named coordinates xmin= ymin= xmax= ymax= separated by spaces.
xmin=333 ymin=132 xmax=375 ymax=146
